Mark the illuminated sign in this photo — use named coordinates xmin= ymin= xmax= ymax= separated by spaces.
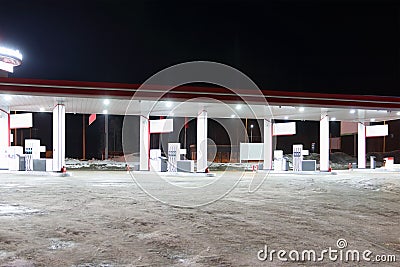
xmin=10 ymin=113 xmax=33 ymax=129
xmin=0 ymin=61 xmax=14 ymax=73
xmin=150 ymin=119 xmax=173 ymax=133
xmin=366 ymin=124 xmax=388 ymax=137
xmin=273 ymin=122 xmax=296 ymax=136
xmin=0 ymin=47 xmax=23 ymax=61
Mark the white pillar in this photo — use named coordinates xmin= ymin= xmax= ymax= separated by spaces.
xmin=197 ymin=110 xmax=207 ymax=172
xmin=139 ymin=115 xmax=149 ymax=171
xmin=263 ymin=119 xmax=273 ymax=170
xmin=358 ymin=123 xmax=366 ymax=168
xmin=0 ymin=107 xmax=10 ymax=170
xmin=53 ymin=104 xmax=65 ymax=171
xmin=104 ymin=114 xmax=109 ymax=159
xmin=0 ymin=107 xmax=10 ymax=148
xmin=320 ymin=113 xmax=330 ymax=171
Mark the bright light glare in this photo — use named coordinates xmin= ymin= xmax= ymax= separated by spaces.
xmin=4 ymin=95 xmax=12 ymax=101
xmin=230 ymin=114 xmax=235 ymax=118
xmin=284 ymin=116 xmax=289 ymax=120
xmin=250 ymin=124 xmax=254 ymax=128
xmin=299 ymin=107 xmax=305 ymax=112
xmin=103 ymin=99 xmax=110 ymax=105
xmin=331 ymin=117 xmax=336 ymax=121
xmin=397 ymin=111 xmax=400 ymax=116
xmin=39 ymin=107 xmax=45 ymax=112
xmin=0 ymin=46 xmax=23 ymax=60
xmin=235 ymin=104 xmax=242 ymax=110
xmin=350 ymin=109 xmax=356 ymax=114
xmin=165 ymin=101 xmax=173 ymax=108
xmin=103 ymin=110 xmax=108 ymax=114
xmin=370 ymin=118 xmax=375 ymax=122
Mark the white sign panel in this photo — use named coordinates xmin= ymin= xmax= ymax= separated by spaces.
xmin=0 ymin=61 xmax=14 ymax=73
xmin=240 ymin=143 xmax=264 ymax=161
xmin=10 ymin=113 xmax=33 ymax=129
xmin=366 ymin=124 xmax=388 ymax=137
xmin=273 ymin=122 xmax=296 ymax=136
xmin=150 ymin=119 xmax=173 ymax=133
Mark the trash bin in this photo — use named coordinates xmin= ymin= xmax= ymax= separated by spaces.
xmin=370 ymin=156 xmax=376 ymax=169
xmin=258 ymin=163 xmax=263 ymax=170
xmin=160 ymin=156 xmax=168 ymax=172
xmin=282 ymin=157 xmax=289 ymax=171
xmin=18 ymin=155 xmax=26 ymax=171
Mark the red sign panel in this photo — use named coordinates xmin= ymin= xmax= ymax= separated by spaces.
xmin=88 ymin=113 xmax=96 ymax=125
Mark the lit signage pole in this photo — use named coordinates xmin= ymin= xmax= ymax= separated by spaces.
xmin=0 ymin=46 xmax=23 ymax=77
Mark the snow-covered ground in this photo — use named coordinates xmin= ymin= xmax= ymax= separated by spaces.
xmin=0 ymin=170 xmax=399 ymax=266
xmin=66 ymin=152 xmax=359 ymax=171
xmin=66 ymin=158 xmax=132 ymax=170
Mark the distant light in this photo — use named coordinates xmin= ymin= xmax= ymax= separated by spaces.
xmin=235 ymin=104 xmax=242 ymax=110
xmin=350 ymin=109 xmax=356 ymax=114
xmin=103 ymin=99 xmax=110 ymax=105
xmin=331 ymin=117 xmax=336 ymax=121
xmin=370 ymin=118 xmax=375 ymax=122
xmin=250 ymin=124 xmax=254 ymax=128
xmin=230 ymin=114 xmax=235 ymax=118
xmin=284 ymin=116 xmax=289 ymax=120
xmin=4 ymin=95 xmax=12 ymax=101
xmin=39 ymin=107 xmax=45 ymax=112
xmin=103 ymin=110 xmax=108 ymax=114
xmin=299 ymin=107 xmax=305 ymax=112
xmin=165 ymin=101 xmax=173 ymax=108
xmin=397 ymin=111 xmax=400 ymax=116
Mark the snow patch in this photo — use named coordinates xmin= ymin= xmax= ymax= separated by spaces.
xmin=0 ymin=204 xmax=41 ymax=216
xmin=48 ymin=238 xmax=75 ymax=250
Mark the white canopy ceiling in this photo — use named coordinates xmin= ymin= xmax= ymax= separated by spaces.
xmin=0 ymin=93 xmax=398 ymax=123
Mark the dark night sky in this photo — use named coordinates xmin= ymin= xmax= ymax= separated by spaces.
xmin=1 ymin=0 xmax=400 ymax=95
xmin=2 ymin=0 xmax=400 ymax=158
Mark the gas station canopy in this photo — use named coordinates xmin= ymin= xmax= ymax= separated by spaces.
xmin=1 ymin=77 xmax=400 ymax=122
